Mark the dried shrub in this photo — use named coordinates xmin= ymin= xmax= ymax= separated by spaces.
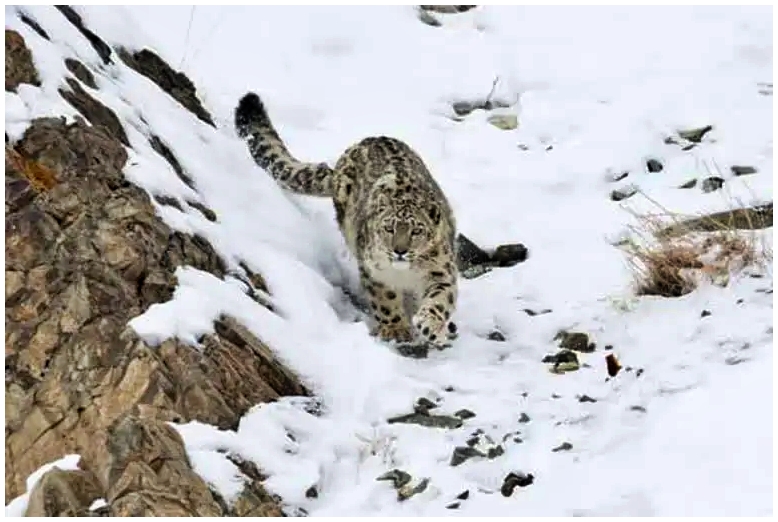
xmin=6 ymin=146 xmax=58 ymax=191
xmin=620 ymin=193 xmax=771 ymax=298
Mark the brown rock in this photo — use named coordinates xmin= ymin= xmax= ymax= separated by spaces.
xmin=5 ymin=29 xmax=41 ymax=92
xmin=105 ymin=415 xmax=221 ymax=516
xmin=54 ymin=6 xmax=113 ymax=65
xmin=59 ymin=78 xmax=129 ymax=146
xmin=65 ymin=57 xmax=97 ymax=89
xmin=5 ymin=115 xmax=305 ymax=520
xmin=25 ymin=467 xmax=102 ymax=517
xmin=118 ymin=48 xmax=215 ymax=127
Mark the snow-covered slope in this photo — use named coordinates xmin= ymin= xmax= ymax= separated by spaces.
xmin=6 ymin=5 xmax=772 ymax=516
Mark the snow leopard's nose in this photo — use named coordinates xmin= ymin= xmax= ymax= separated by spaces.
xmin=393 ymin=248 xmax=408 ymax=260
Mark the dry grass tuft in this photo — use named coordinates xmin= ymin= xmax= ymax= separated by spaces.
xmin=6 ymin=146 xmax=58 ymax=191
xmin=620 ymin=193 xmax=771 ymax=298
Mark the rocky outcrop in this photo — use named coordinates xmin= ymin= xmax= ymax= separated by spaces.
xmin=117 ymin=48 xmax=216 ymax=127
xmin=6 ymin=23 xmax=305 ymax=516
xmin=5 ymin=29 xmax=40 ymax=92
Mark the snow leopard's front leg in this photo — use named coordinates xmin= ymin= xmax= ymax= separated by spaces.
xmin=412 ymin=266 xmax=458 ymax=349
xmin=361 ymin=270 xmax=414 ymax=343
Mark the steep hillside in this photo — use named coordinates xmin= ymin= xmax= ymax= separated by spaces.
xmin=6 ymin=5 xmax=773 ymax=517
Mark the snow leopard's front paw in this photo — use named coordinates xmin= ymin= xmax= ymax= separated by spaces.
xmin=412 ymin=308 xmax=453 ymax=349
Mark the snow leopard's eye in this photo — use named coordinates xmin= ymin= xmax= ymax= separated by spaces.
xmin=411 ymin=227 xmax=424 ymax=236
xmin=383 ymin=223 xmax=394 ymax=233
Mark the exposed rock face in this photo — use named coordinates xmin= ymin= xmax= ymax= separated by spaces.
xmin=59 ymin=78 xmax=130 ymax=146
xmin=118 ymin=48 xmax=216 ymax=127
xmin=6 ymin=26 xmax=305 ymax=516
xmin=5 ymin=29 xmax=40 ymax=91
xmin=25 ymin=467 xmax=103 ymax=517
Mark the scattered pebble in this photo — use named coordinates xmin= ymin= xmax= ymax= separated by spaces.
xmin=523 ymin=308 xmax=552 ymax=317
xmin=731 ymin=165 xmax=757 ymax=176
xmin=487 ymin=114 xmax=519 ymax=131
xmin=701 ymin=176 xmax=725 ymax=193
xmin=610 ymin=184 xmax=638 ymax=201
xmin=678 ymin=178 xmax=697 ymax=189
xmin=701 ymin=309 xmax=712 ymax=318
xmin=491 ymin=243 xmax=529 ymax=267
xmin=454 ymin=408 xmax=476 ymax=420
xmin=646 ymin=158 xmax=664 ymax=173
xmin=630 ymin=405 xmax=647 ymax=413
xmin=446 ymin=502 xmax=460 ymax=510
xmin=518 ymin=412 xmax=531 ymax=423
xmin=387 ymin=412 xmax=463 ymax=429
xmin=578 ymin=394 xmax=597 ymax=403
xmin=611 ymin=171 xmax=629 ymax=182
xmin=500 ymin=472 xmax=534 ymax=496
xmin=414 ymin=397 xmax=438 ymax=414
xmin=376 ymin=469 xmax=412 ymax=489
xmin=450 ymin=446 xmax=486 ymax=466
xmin=555 ymin=331 xmax=596 ymax=352
xmin=487 ymin=330 xmax=506 ymax=342
xmin=457 ymin=490 xmax=470 ymax=500
xmin=552 ymin=441 xmax=573 ymax=452
xmin=678 ymin=125 xmax=713 ymax=143
xmin=305 ymin=485 xmax=318 ymax=499
xmin=605 ymin=353 xmax=622 ymax=377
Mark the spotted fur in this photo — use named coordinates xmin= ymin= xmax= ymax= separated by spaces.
xmin=235 ymin=92 xmax=458 ymax=348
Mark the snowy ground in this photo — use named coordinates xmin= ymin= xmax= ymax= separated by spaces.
xmin=6 ymin=5 xmax=773 ymax=516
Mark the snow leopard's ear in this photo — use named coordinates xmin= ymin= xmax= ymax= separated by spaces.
xmin=427 ymin=204 xmax=440 ymax=225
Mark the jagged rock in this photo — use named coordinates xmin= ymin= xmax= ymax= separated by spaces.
xmin=701 ymin=176 xmax=725 ymax=193
xmin=523 ymin=308 xmax=552 ymax=317
xmin=55 ymin=6 xmax=113 ymax=65
xmin=453 ymin=101 xmax=476 ymax=116
xmin=19 ymin=13 xmax=50 ymax=40
xmin=646 ymin=158 xmax=664 ymax=173
xmin=554 ymin=330 xmax=595 ymax=352
xmin=500 ymin=472 xmax=534 ymax=497
xmin=605 ymin=353 xmax=622 ymax=377
xmin=387 ymin=412 xmax=463 ymax=429
xmin=610 ymin=184 xmax=638 ymax=201
xmin=487 ymin=330 xmax=506 ymax=342
xmin=450 ymin=446 xmax=486 ymax=466
xmin=420 ymin=5 xmax=477 ymax=13
xmin=148 ymin=134 xmax=196 ymax=189
xmin=491 ymin=243 xmax=528 ymax=267
xmin=542 ymin=350 xmax=580 ymax=373
xmin=611 ymin=171 xmax=629 ymax=182
xmin=65 ymin=57 xmax=97 ymax=89
xmin=731 ymin=165 xmax=757 ymax=176
xmin=105 ymin=415 xmax=221 ymax=516
xmin=59 ymin=78 xmax=129 ymax=145
xmin=455 ymin=233 xmax=529 ymax=279
xmin=677 ymin=125 xmax=713 ymax=143
xmin=6 ymin=30 xmax=41 ymax=92
xmin=455 ymin=233 xmax=491 ymax=270
xmin=187 ymin=199 xmax=218 ymax=222
xmin=226 ymin=455 xmax=284 ymax=516
xmin=417 ymin=8 xmax=442 ymax=27
xmin=5 ymin=117 xmax=303 ymax=517
xmin=24 ymin=467 xmax=103 ymax=517
xmin=487 ymin=114 xmax=518 ymax=130
xmin=454 ymin=408 xmax=476 ymax=419
xmin=117 ymin=48 xmax=215 ymax=127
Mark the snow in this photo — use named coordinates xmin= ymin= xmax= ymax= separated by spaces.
xmin=5 ymin=5 xmax=773 ymax=517
xmin=4 ymin=455 xmax=81 ymax=517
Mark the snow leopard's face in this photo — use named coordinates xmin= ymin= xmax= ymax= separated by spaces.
xmin=367 ymin=183 xmax=443 ymax=268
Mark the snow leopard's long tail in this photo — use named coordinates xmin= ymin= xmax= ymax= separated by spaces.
xmin=234 ymin=92 xmax=335 ymax=197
